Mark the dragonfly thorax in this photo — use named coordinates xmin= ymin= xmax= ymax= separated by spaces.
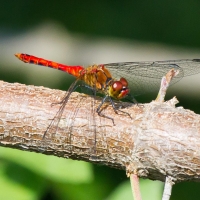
xmin=80 ymin=64 xmax=113 ymax=90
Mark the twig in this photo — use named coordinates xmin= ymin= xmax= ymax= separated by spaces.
xmin=162 ymin=176 xmax=174 ymax=200
xmin=130 ymin=174 xmax=142 ymax=200
xmin=156 ymin=68 xmax=179 ymax=102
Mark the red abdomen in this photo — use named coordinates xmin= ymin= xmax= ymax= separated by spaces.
xmin=15 ymin=53 xmax=84 ymax=78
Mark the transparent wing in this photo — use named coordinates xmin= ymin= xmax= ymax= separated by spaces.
xmin=104 ymin=59 xmax=200 ymax=96
xmin=43 ymin=80 xmax=100 ymax=157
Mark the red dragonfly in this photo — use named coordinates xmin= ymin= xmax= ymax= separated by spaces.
xmin=15 ymin=53 xmax=200 ymax=132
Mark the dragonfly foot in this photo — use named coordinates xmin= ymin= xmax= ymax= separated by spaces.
xmin=97 ymin=110 xmax=116 ymax=125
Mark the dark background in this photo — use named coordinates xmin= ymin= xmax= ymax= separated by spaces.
xmin=0 ymin=1 xmax=200 ymax=199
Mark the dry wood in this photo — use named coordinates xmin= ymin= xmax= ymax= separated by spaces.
xmin=0 ymin=80 xmax=200 ymax=183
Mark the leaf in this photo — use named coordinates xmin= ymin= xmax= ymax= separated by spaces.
xmin=0 ymin=147 xmax=93 ymax=184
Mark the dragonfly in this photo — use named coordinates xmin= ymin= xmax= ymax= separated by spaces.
xmin=15 ymin=53 xmax=200 ymax=136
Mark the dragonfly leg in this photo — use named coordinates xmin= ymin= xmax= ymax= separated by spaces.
xmin=125 ymin=93 xmax=145 ymax=108
xmin=109 ymin=97 xmax=132 ymax=120
xmin=97 ymin=96 xmax=134 ymax=124
xmin=96 ymin=96 xmax=115 ymax=125
xmin=50 ymin=82 xmax=84 ymax=107
xmin=126 ymin=93 xmax=138 ymax=104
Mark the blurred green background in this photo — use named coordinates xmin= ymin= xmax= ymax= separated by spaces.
xmin=0 ymin=1 xmax=200 ymax=199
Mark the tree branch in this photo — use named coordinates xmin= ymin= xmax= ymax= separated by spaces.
xmin=0 ymin=80 xmax=200 ymax=183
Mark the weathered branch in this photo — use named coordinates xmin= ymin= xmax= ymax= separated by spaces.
xmin=0 ymin=80 xmax=200 ymax=183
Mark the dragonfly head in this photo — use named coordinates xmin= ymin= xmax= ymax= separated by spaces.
xmin=109 ymin=77 xmax=129 ymax=99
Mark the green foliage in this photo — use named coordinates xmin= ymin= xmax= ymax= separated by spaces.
xmin=0 ymin=147 xmax=164 ymax=200
xmin=0 ymin=147 xmax=93 ymax=199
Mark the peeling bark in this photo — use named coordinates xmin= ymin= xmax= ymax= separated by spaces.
xmin=0 ymin=80 xmax=200 ymax=183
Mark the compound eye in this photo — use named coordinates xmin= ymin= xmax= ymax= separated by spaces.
xmin=112 ymin=81 xmax=123 ymax=91
xmin=120 ymin=77 xmax=128 ymax=87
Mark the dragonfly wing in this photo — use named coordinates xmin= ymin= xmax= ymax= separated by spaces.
xmin=104 ymin=59 xmax=200 ymax=96
xmin=43 ymin=79 xmax=80 ymax=140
